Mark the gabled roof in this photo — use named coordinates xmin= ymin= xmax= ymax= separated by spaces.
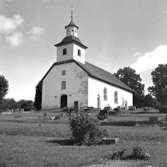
xmin=78 ymin=61 xmax=134 ymax=93
xmin=54 ymin=36 xmax=88 ymax=49
xmin=41 ymin=59 xmax=134 ymax=93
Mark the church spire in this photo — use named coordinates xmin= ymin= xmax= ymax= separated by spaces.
xmin=70 ymin=7 xmax=74 ymax=24
xmin=65 ymin=9 xmax=79 ymax=37
xmin=65 ymin=9 xmax=79 ymax=30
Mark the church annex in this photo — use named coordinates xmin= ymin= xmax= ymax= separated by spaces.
xmin=41 ymin=12 xmax=133 ymax=110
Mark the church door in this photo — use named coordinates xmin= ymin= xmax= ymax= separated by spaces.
xmin=60 ymin=94 xmax=67 ymax=108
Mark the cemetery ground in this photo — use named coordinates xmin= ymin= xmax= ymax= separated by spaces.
xmin=0 ymin=111 xmax=167 ymax=167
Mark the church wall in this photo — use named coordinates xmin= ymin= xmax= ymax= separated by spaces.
xmin=73 ymin=44 xmax=86 ymax=64
xmin=42 ymin=62 xmax=88 ymax=109
xmin=57 ymin=43 xmax=86 ymax=64
xmin=88 ymin=77 xmax=133 ymax=109
xmin=57 ymin=44 xmax=73 ymax=62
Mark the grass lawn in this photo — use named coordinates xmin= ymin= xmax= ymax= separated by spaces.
xmin=0 ymin=111 xmax=167 ymax=167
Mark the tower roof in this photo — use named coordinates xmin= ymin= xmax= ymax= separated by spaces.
xmin=55 ymin=35 xmax=88 ymax=49
xmin=65 ymin=9 xmax=79 ymax=29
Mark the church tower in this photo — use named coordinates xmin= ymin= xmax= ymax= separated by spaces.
xmin=55 ymin=10 xmax=87 ymax=64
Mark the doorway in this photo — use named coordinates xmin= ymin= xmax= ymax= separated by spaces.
xmin=60 ymin=94 xmax=67 ymax=108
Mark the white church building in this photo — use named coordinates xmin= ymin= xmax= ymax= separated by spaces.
xmin=41 ymin=13 xmax=133 ymax=110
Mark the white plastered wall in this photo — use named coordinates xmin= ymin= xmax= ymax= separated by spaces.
xmin=88 ymin=77 xmax=133 ymax=109
xmin=57 ymin=43 xmax=86 ymax=64
xmin=42 ymin=62 xmax=88 ymax=109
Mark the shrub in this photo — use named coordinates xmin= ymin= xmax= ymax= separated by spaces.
xmin=149 ymin=116 xmax=159 ymax=125
xmin=129 ymin=146 xmax=150 ymax=160
xmin=109 ymin=149 xmax=126 ymax=160
xmin=97 ymin=110 xmax=108 ymax=120
xmin=128 ymin=106 xmax=136 ymax=111
xmin=159 ymin=105 xmax=167 ymax=113
xmin=159 ymin=115 xmax=167 ymax=128
xmin=104 ymin=146 xmax=150 ymax=161
xmin=70 ymin=112 xmax=108 ymax=145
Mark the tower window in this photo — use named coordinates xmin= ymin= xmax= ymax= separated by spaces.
xmin=63 ymin=48 xmax=67 ymax=55
xmin=62 ymin=70 xmax=66 ymax=76
xmin=114 ymin=91 xmax=118 ymax=104
xmin=104 ymin=88 xmax=107 ymax=101
xmin=61 ymin=81 xmax=66 ymax=90
xmin=78 ymin=49 xmax=81 ymax=56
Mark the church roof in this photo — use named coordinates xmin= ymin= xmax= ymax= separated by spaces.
xmin=54 ymin=36 xmax=88 ymax=49
xmin=78 ymin=61 xmax=134 ymax=93
xmin=41 ymin=59 xmax=134 ymax=93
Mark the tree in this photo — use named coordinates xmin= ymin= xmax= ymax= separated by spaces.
xmin=0 ymin=98 xmax=17 ymax=111
xmin=114 ymin=67 xmax=145 ymax=107
xmin=148 ymin=64 xmax=167 ymax=105
xmin=17 ymin=100 xmax=33 ymax=111
xmin=34 ymin=81 xmax=42 ymax=110
xmin=144 ymin=94 xmax=156 ymax=107
xmin=0 ymin=75 xmax=9 ymax=103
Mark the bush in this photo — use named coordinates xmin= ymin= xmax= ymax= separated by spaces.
xmin=104 ymin=146 xmax=150 ymax=161
xmin=70 ymin=112 xmax=108 ymax=145
xmin=159 ymin=105 xmax=167 ymax=113
xmin=129 ymin=146 xmax=150 ymax=160
xmin=149 ymin=116 xmax=159 ymax=125
xmin=159 ymin=115 xmax=167 ymax=128
xmin=97 ymin=110 xmax=108 ymax=120
xmin=128 ymin=106 xmax=136 ymax=111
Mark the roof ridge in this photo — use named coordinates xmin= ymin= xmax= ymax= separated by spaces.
xmin=84 ymin=61 xmax=134 ymax=92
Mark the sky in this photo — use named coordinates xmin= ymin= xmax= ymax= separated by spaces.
xmin=1 ymin=0 xmax=167 ymax=101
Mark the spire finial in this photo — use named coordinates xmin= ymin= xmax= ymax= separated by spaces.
xmin=70 ymin=5 xmax=74 ymax=23
xmin=65 ymin=5 xmax=79 ymax=29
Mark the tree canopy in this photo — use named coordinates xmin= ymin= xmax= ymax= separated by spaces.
xmin=148 ymin=64 xmax=167 ymax=105
xmin=0 ymin=75 xmax=9 ymax=103
xmin=0 ymin=98 xmax=33 ymax=111
xmin=114 ymin=67 xmax=145 ymax=107
xmin=34 ymin=81 xmax=42 ymax=110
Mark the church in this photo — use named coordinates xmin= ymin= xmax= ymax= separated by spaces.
xmin=41 ymin=13 xmax=133 ymax=110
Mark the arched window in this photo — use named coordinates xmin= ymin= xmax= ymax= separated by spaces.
xmin=63 ymin=48 xmax=67 ymax=55
xmin=78 ymin=49 xmax=81 ymax=56
xmin=104 ymin=88 xmax=107 ymax=101
xmin=114 ymin=91 xmax=118 ymax=104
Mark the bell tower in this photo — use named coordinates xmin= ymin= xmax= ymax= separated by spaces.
xmin=55 ymin=10 xmax=88 ymax=64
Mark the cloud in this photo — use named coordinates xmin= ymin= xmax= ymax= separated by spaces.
xmin=0 ymin=14 xmax=24 ymax=35
xmin=133 ymin=52 xmax=143 ymax=57
xmin=5 ymin=32 xmax=23 ymax=47
xmin=29 ymin=26 xmax=45 ymax=40
xmin=131 ymin=45 xmax=167 ymax=73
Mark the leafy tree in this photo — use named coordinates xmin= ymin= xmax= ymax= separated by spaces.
xmin=148 ymin=64 xmax=167 ymax=105
xmin=114 ymin=67 xmax=145 ymax=107
xmin=0 ymin=98 xmax=17 ymax=111
xmin=0 ymin=99 xmax=33 ymax=112
xmin=17 ymin=100 xmax=33 ymax=111
xmin=0 ymin=75 xmax=9 ymax=103
xmin=34 ymin=81 xmax=42 ymax=110
xmin=144 ymin=94 xmax=156 ymax=107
